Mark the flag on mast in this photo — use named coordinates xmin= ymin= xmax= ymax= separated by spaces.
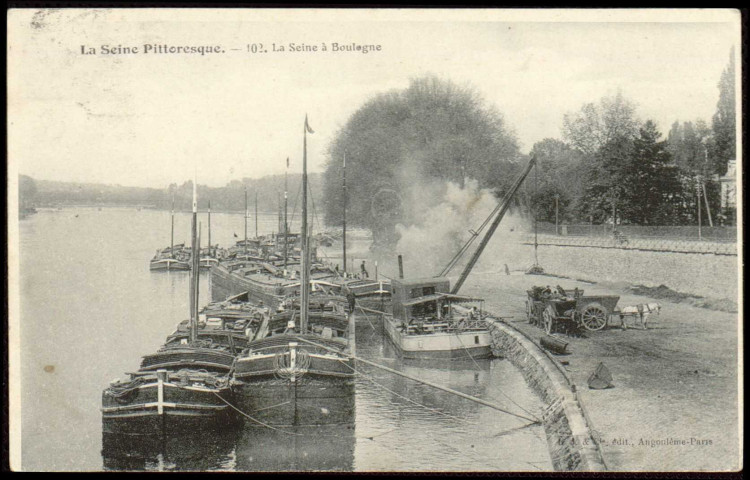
xmin=305 ymin=115 xmax=315 ymax=134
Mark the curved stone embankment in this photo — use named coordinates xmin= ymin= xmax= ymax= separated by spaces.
xmin=486 ymin=319 xmax=607 ymax=472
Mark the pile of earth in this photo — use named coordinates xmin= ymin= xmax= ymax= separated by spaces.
xmin=627 ymin=284 xmax=737 ymax=313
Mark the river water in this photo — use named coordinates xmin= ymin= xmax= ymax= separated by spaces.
xmin=17 ymin=208 xmax=551 ymax=471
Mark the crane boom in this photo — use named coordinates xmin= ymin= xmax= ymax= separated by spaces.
xmin=451 ymin=156 xmax=536 ymax=294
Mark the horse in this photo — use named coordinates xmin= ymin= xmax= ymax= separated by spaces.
xmin=615 ymin=303 xmax=661 ymax=330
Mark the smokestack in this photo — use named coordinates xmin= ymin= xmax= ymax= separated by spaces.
xmin=398 ymin=255 xmax=404 ymax=279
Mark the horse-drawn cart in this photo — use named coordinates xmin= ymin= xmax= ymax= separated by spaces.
xmin=526 ymin=286 xmax=620 ymax=334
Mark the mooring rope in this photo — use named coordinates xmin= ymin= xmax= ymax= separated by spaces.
xmin=355 ymin=305 xmax=378 ymax=334
xmin=296 ymin=337 xmax=540 ymax=424
xmin=213 ymin=392 xmax=306 ymax=436
xmin=346 ymin=358 xmax=542 ymax=439
xmin=453 ymin=331 xmax=539 ymax=420
xmin=213 ymin=392 xmax=354 ymax=438
xmin=213 ymin=375 xmax=541 ymax=444
xmin=340 ymin=360 xmax=468 ymax=423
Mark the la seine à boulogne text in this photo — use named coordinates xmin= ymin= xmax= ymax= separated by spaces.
xmin=80 ymin=43 xmax=382 ymax=56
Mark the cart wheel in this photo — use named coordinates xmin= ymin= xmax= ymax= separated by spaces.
xmin=542 ymin=305 xmax=556 ymax=334
xmin=581 ymin=303 xmax=608 ymax=331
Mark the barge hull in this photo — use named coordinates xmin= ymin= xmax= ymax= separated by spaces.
xmin=102 ymin=382 xmax=236 ymax=434
xmin=210 ymin=264 xmax=283 ymax=306
xmin=383 ymin=316 xmax=493 ymax=359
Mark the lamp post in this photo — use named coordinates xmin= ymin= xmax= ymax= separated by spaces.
xmin=554 ymin=194 xmax=560 ymax=235
xmin=611 ymin=188 xmax=617 ymax=234
xmin=695 ymin=176 xmax=702 ymax=240
xmin=701 ymin=142 xmax=714 ymax=228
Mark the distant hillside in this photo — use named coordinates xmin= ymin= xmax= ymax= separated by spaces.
xmin=21 ymin=173 xmax=325 ymax=214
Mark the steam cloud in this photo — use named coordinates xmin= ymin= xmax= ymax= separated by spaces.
xmin=393 ymin=178 xmax=531 ymax=278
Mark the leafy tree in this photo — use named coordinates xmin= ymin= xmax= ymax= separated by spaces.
xmin=666 ymin=120 xmax=712 ymax=173
xmin=562 ymin=92 xmax=640 ymax=156
xmin=712 ymin=47 xmax=736 ymax=176
xmin=580 ymin=121 xmax=685 ymax=225
xmin=625 ymin=121 xmax=685 ymax=224
xmin=528 ymin=139 xmax=588 ymax=223
xmin=579 ymin=134 xmax=633 ymax=224
xmin=664 ymin=119 xmax=724 ymax=224
xmin=322 ymin=76 xmax=520 ymax=246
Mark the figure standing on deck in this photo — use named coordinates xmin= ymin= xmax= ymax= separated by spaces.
xmin=361 ymin=260 xmax=369 ymax=279
xmin=346 ymin=291 xmax=356 ymax=314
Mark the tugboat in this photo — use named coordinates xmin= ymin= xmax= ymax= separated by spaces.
xmin=383 ymin=277 xmax=492 ymax=359
xmin=231 ymin=116 xmax=356 ymax=426
xmin=103 ymin=179 xmax=238 ymax=433
xmin=382 ymin=156 xmax=538 ymax=360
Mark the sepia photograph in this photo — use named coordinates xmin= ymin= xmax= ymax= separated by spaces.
xmin=7 ymin=8 xmax=742 ymax=472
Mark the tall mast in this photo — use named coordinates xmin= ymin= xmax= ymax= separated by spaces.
xmin=244 ymin=188 xmax=248 ymax=254
xmin=189 ymin=177 xmax=199 ymax=343
xmin=534 ymin=160 xmax=538 ymax=265
xmin=284 ymin=157 xmax=289 ymax=270
xmin=170 ymin=195 xmax=175 ymax=253
xmin=255 ymin=190 xmax=258 ymax=238
xmin=342 ymin=151 xmax=347 ymax=274
xmin=301 ymin=116 xmax=314 ymax=334
xmin=208 ymin=200 xmax=212 ymax=258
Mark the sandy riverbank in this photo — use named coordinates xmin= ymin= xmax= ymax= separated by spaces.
xmin=460 ymin=272 xmax=740 ymax=471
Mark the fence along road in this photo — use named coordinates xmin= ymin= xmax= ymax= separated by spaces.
xmin=524 ymin=234 xmax=736 ymax=256
xmin=524 ymin=224 xmax=737 ymax=256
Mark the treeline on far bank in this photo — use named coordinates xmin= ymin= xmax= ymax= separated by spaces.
xmin=18 ymin=173 xmax=325 ymax=214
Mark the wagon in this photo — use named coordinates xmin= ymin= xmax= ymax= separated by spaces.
xmin=526 ymin=286 xmax=620 ymax=334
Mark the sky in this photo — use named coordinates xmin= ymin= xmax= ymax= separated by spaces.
xmin=8 ymin=9 xmax=741 ymax=188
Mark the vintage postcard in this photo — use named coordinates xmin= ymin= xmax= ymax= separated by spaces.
xmin=7 ymin=8 xmax=742 ymax=472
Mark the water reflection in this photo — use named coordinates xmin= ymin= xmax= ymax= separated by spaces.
xmin=351 ymin=314 xmax=550 ymax=471
xmin=234 ymin=424 xmax=355 ymax=472
xmin=360 ymin=315 xmax=493 ymax=418
xmin=232 ymin=382 xmax=356 ymax=427
xmin=102 ymin=427 xmax=241 ymax=471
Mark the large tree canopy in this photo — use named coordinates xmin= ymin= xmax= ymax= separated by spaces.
xmin=322 ymin=76 xmax=520 ymax=246
xmin=579 ymin=121 xmax=684 ymax=225
xmin=528 ymin=139 xmax=589 ymax=223
xmin=666 ymin=120 xmax=712 ymax=174
xmin=562 ymin=91 xmax=640 ymax=157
